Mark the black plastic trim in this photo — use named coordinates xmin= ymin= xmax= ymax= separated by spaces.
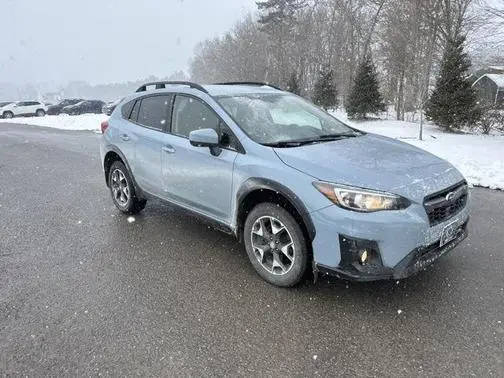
xmin=103 ymin=145 xmax=145 ymax=200
xmin=213 ymin=81 xmax=282 ymax=91
xmin=317 ymin=218 xmax=469 ymax=282
xmin=235 ymin=177 xmax=316 ymax=241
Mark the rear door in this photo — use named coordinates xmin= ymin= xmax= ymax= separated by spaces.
xmin=31 ymin=102 xmax=42 ymax=114
xmin=16 ymin=102 xmax=30 ymax=115
xmin=130 ymin=94 xmax=173 ymax=197
xmin=161 ymin=94 xmax=239 ymax=222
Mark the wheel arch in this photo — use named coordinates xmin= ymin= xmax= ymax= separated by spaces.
xmin=235 ymin=178 xmax=316 ymax=244
xmin=103 ymin=146 xmax=144 ymax=199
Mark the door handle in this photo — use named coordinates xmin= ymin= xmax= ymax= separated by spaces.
xmin=120 ymin=134 xmax=130 ymax=141
xmin=162 ymin=145 xmax=175 ymax=154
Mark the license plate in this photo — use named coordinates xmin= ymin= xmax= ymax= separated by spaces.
xmin=440 ymin=219 xmax=461 ymax=247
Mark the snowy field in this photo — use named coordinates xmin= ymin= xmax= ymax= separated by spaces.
xmin=2 ymin=113 xmax=108 ymax=132
xmin=3 ymin=112 xmax=503 ymax=190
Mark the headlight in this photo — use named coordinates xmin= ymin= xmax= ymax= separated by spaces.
xmin=313 ymin=182 xmax=410 ymax=212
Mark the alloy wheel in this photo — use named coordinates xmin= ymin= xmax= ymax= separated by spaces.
xmin=111 ymin=169 xmax=130 ymax=206
xmin=250 ymin=216 xmax=295 ymax=275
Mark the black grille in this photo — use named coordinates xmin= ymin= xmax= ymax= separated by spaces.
xmin=424 ymin=182 xmax=468 ymax=226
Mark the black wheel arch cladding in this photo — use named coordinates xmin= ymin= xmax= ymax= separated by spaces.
xmin=235 ymin=177 xmax=316 ymax=242
xmin=103 ymin=146 xmax=145 ymax=199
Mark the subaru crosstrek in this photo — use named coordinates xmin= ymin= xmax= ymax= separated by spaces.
xmin=100 ymin=81 xmax=469 ymax=287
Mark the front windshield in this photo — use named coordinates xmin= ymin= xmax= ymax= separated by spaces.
xmin=216 ymin=93 xmax=357 ymax=145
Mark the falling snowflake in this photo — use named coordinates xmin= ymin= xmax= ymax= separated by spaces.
xmin=127 ymin=216 xmax=135 ymax=223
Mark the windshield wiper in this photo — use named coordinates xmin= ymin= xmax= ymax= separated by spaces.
xmin=317 ymin=132 xmax=361 ymax=139
xmin=262 ymin=132 xmax=363 ymax=148
xmin=262 ymin=139 xmax=317 ymax=147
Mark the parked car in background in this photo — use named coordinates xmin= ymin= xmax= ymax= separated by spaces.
xmin=102 ymin=98 xmax=123 ymax=116
xmin=61 ymin=100 xmax=106 ymax=115
xmin=47 ymin=98 xmax=84 ymax=115
xmin=1 ymin=101 xmax=47 ymax=118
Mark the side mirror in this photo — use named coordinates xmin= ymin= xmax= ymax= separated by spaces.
xmin=189 ymin=128 xmax=221 ymax=156
xmin=189 ymin=128 xmax=219 ymax=147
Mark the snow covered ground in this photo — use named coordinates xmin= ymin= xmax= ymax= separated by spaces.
xmin=2 ymin=114 xmax=108 ymax=132
xmin=3 ymin=112 xmax=503 ymax=190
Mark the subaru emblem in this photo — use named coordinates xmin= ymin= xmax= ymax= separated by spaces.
xmin=446 ymin=191 xmax=455 ymax=201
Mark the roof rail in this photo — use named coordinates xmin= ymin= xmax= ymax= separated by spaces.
xmin=136 ymin=81 xmax=208 ymax=94
xmin=213 ymin=82 xmax=282 ymax=91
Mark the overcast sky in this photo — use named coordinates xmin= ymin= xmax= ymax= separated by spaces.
xmin=0 ymin=0 xmax=256 ymax=86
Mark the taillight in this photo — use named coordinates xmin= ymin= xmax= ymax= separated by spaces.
xmin=101 ymin=120 xmax=109 ymax=134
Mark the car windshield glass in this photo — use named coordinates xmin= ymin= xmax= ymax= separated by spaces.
xmin=216 ymin=93 xmax=357 ymax=145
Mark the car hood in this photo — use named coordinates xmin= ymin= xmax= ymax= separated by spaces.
xmin=273 ymin=133 xmax=465 ymax=203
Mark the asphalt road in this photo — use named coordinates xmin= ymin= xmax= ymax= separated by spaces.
xmin=1 ymin=122 xmax=503 ymax=377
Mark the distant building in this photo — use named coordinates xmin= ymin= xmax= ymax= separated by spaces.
xmin=472 ymin=74 xmax=504 ymax=105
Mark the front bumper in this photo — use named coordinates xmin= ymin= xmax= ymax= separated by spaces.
xmin=316 ymin=220 xmax=468 ymax=281
xmin=310 ymin=196 xmax=470 ymax=281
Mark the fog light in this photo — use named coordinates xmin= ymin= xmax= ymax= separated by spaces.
xmin=359 ymin=249 xmax=368 ymax=265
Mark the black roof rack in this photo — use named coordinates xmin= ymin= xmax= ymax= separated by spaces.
xmin=213 ymin=82 xmax=282 ymax=91
xmin=136 ymin=81 xmax=208 ymax=94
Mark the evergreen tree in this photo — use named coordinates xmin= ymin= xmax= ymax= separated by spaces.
xmin=425 ymin=35 xmax=481 ymax=131
xmin=312 ymin=68 xmax=338 ymax=110
xmin=286 ymin=72 xmax=301 ymax=95
xmin=346 ymin=55 xmax=385 ymax=119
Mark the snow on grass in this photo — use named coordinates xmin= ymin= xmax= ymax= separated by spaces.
xmin=2 ymin=113 xmax=107 ymax=131
xmin=334 ymin=111 xmax=504 ymax=190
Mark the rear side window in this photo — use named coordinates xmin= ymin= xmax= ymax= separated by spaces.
xmin=171 ymin=95 xmax=219 ymax=138
xmin=121 ymin=100 xmax=135 ymax=119
xmin=129 ymin=100 xmax=141 ymax=122
xmin=137 ymin=95 xmax=172 ymax=131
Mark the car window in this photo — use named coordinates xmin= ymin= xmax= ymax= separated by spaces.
xmin=18 ymin=102 xmax=28 ymax=106
xmin=129 ymin=100 xmax=140 ymax=122
xmin=121 ymin=100 xmax=135 ymax=119
xmin=136 ymin=95 xmax=171 ymax=131
xmin=171 ymin=95 xmax=219 ymax=138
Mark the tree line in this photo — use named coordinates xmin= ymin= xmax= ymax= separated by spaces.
xmin=190 ymin=0 xmax=504 ymax=132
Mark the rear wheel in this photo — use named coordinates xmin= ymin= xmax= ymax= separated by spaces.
xmin=108 ymin=161 xmax=146 ymax=214
xmin=36 ymin=109 xmax=45 ymax=117
xmin=244 ymin=203 xmax=308 ymax=287
xmin=3 ymin=111 xmax=13 ymax=119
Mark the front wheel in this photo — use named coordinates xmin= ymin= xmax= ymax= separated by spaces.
xmin=3 ymin=111 xmax=13 ymax=119
xmin=108 ymin=161 xmax=146 ymax=214
xmin=244 ymin=203 xmax=308 ymax=287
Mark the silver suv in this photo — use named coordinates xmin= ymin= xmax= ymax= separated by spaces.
xmin=100 ymin=81 xmax=469 ymax=287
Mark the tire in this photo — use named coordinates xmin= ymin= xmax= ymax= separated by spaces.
xmin=244 ymin=203 xmax=308 ymax=287
xmin=36 ymin=109 xmax=46 ymax=117
xmin=108 ymin=161 xmax=146 ymax=214
xmin=3 ymin=111 xmax=13 ymax=119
